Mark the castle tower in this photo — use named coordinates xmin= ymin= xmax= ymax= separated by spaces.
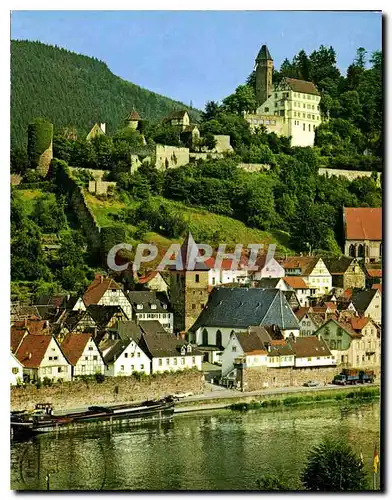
xmin=255 ymin=44 xmax=273 ymax=107
xmin=169 ymin=233 xmax=210 ymax=333
xmin=125 ymin=109 xmax=141 ymax=130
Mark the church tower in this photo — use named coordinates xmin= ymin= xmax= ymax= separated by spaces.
xmin=255 ymin=45 xmax=273 ymax=107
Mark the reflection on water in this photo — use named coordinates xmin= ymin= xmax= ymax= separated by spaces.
xmin=11 ymin=402 xmax=380 ymax=491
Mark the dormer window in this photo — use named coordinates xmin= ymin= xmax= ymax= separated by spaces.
xmin=181 ymin=346 xmax=186 ymax=356
xmin=137 ymin=304 xmax=143 ymax=310
xmin=163 ymin=304 xmax=167 ymax=309
xmin=151 ymin=304 xmax=157 ymax=310
xmin=187 ymin=345 xmax=192 ymax=353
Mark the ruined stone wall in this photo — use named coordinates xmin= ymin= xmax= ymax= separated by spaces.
xmin=238 ymin=163 xmax=271 ymax=173
xmin=88 ymin=180 xmax=117 ymax=195
xmin=319 ymin=168 xmax=381 ymax=187
xmin=240 ymin=365 xmax=380 ymax=392
xmin=155 ymin=145 xmax=189 ymax=170
xmin=11 ymin=370 xmax=204 ymax=412
xmin=190 ymin=153 xmax=224 ymax=161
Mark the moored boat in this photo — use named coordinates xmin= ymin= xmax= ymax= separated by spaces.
xmin=11 ymin=397 xmax=175 ymax=438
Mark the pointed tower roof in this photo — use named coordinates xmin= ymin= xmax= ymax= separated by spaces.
xmin=256 ymin=44 xmax=273 ymax=62
xmin=126 ymin=110 xmax=141 ymax=122
xmin=179 ymin=232 xmax=210 ymax=271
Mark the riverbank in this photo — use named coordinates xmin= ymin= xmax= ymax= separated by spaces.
xmin=175 ymin=385 xmax=380 ymax=414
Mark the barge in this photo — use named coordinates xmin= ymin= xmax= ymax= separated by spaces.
xmin=11 ymin=397 xmax=175 ymax=438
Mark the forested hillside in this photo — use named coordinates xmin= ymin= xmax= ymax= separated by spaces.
xmin=11 ymin=40 xmax=200 ymax=148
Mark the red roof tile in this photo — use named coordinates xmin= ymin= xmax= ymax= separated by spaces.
xmin=295 ymin=307 xmax=310 ymax=321
xmin=280 ymin=257 xmax=318 ymax=276
xmin=344 ymin=207 xmax=382 ymax=240
xmin=11 ymin=327 xmax=28 ymax=353
xmin=83 ymin=274 xmax=121 ymax=306
xmin=283 ymin=277 xmax=308 ymax=289
xmin=15 ymin=335 xmax=53 ymax=368
xmin=367 ymin=269 xmax=382 ymax=278
xmin=350 ymin=317 xmax=370 ymax=332
xmin=372 ymin=283 xmax=382 ymax=293
xmin=13 ymin=319 xmax=50 ymax=335
xmin=343 ymin=289 xmax=353 ymax=299
xmin=204 ymin=256 xmax=248 ymax=271
xmin=61 ymin=333 xmax=92 ymax=365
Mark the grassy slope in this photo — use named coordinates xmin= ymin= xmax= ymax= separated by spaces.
xmin=84 ymin=192 xmax=293 ymax=254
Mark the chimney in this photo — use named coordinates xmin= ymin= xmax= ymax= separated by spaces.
xmin=28 ymin=353 xmax=32 ymax=359
xmin=100 ymin=275 xmax=104 ymax=283
xmin=100 ymin=123 xmax=106 ymax=134
xmin=24 ymin=318 xmax=28 ymax=327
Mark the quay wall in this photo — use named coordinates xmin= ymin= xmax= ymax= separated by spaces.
xmin=240 ymin=366 xmax=380 ymax=392
xmin=10 ymin=370 xmax=204 ymax=411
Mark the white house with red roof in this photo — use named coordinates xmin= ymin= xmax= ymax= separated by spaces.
xmin=250 ymin=253 xmax=285 ymax=280
xmin=343 ymin=207 xmax=382 ymax=263
xmin=83 ymin=274 xmax=133 ymax=319
xmin=14 ymin=335 xmax=72 ymax=382
xmin=205 ymin=256 xmax=249 ymax=286
xmin=61 ymin=333 xmax=105 ymax=377
xmin=283 ymin=276 xmax=316 ymax=307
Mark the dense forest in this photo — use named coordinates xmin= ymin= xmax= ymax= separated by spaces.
xmin=11 ymin=40 xmax=200 ymax=148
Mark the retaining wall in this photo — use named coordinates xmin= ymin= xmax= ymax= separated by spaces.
xmin=11 ymin=370 xmax=204 ymax=411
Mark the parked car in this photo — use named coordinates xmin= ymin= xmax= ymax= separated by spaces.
xmin=172 ymin=392 xmax=193 ymax=400
xmin=303 ymin=381 xmax=321 ymax=387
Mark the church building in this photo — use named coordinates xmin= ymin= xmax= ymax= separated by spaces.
xmin=244 ymin=45 xmax=322 ymax=147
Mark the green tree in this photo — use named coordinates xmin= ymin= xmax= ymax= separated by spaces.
xmin=222 ymin=84 xmax=257 ymax=115
xmin=302 ymin=438 xmax=368 ymax=491
xmin=256 ymin=474 xmax=294 ymax=491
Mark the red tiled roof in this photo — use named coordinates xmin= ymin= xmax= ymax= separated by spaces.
xmin=343 ymin=289 xmax=353 ymax=299
xmin=83 ymin=274 xmax=121 ymax=306
xmin=284 ymin=77 xmax=319 ymax=96
xmin=61 ymin=333 xmax=92 ymax=365
xmin=11 ymin=327 xmax=28 ymax=353
xmin=15 ymin=335 xmax=52 ymax=368
xmin=204 ymin=256 xmax=248 ymax=271
xmin=138 ymin=271 xmax=159 ymax=284
xmin=295 ymin=307 xmax=310 ymax=321
xmin=283 ymin=277 xmax=308 ymax=289
xmin=350 ymin=317 xmax=370 ymax=332
xmin=280 ymin=257 xmax=318 ymax=276
xmin=13 ymin=319 xmax=49 ymax=336
xmin=367 ymin=269 xmax=382 ymax=278
xmin=128 ymin=110 xmax=141 ymax=121
xmin=344 ymin=207 xmax=382 ymax=240
xmin=372 ymin=283 xmax=382 ymax=293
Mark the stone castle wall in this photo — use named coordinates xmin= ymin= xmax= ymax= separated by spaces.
xmin=319 ymin=168 xmax=381 ymax=187
xmin=238 ymin=163 xmax=271 ymax=173
xmin=11 ymin=370 xmax=204 ymax=412
xmin=88 ymin=180 xmax=117 ymax=195
xmin=155 ymin=145 xmax=190 ymax=171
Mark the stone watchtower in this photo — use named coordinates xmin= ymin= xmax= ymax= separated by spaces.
xmin=169 ymin=233 xmax=210 ymax=333
xmin=255 ymin=44 xmax=273 ymax=107
xmin=125 ymin=110 xmax=141 ymax=130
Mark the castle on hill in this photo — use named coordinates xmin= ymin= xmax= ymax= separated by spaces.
xmin=244 ymin=45 xmax=323 ymax=147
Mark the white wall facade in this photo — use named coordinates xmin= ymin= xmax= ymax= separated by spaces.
xmin=37 ymin=338 xmax=72 ymax=382
xmin=305 ymin=259 xmax=333 ymax=296
xmin=152 ymin=354 xmax=202 ymax=373
xmin=294 ymin=355 xmax=336 ymax=368
xmin=252 ymin=259 xmax=285 ymax=280
xmin=99 ymin=290 xmax=132 ymax=319
xmin=73 ymin=337 xmax=106 ymax=376
xmin=135 ymin=311 xmax=173 ymax=333
xmin=106 ymin=341 xmax=151 ymax=377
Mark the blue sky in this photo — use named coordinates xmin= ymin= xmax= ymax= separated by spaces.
xmin=11 ymin=11 xmax=382 ymax=110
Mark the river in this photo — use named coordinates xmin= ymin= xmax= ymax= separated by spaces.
xmin=11 ymin=401 xmax=380 ymax=491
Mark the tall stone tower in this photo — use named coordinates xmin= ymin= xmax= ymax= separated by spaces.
xmin=255 ymin=45 xmax=273 ymax=108
xmin=169 ymin=233 xmax=210 ymax=333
